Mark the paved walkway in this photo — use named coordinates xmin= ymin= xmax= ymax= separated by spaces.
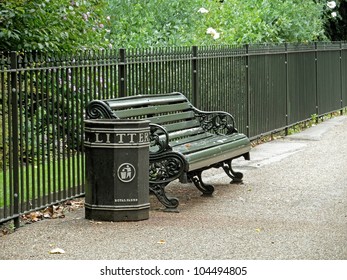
xmin=1 ymin=116 xmax=347 ymax=260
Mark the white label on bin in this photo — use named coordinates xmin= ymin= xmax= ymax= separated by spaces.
xmin=117 ymin=163 xmax=136 ymax=183
xmin=114 ymin=198 xmax=138 ymax=203
xmin=84 ymin=128 xmax=150 ymax=148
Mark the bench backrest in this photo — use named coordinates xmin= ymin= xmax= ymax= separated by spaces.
xmin=103 ymin=92 xmax=206 ymax=141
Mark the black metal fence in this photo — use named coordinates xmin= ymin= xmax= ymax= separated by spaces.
xmin=1 ymin=42 xmax=347 ymax=225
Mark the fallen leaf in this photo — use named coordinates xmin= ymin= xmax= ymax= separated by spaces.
xmin=49 ymin=248 xmax=65 ymax=254
xmin=30 ymin=211 xmax=43 ymax=222
xmin=43 ymin=206 xmax=53 ymax=218
xmin=89 ymin=220 xmax=102 ymax=224
xmin=65 ymin=200 xmax=72 ymax=206
xmin=255 ymin=228 xmax=262 ymax=233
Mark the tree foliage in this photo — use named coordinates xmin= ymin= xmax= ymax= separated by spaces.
xmin=0 ymin=0 xmax=110 ymax=51
xmin=324 ymin=0 xmax=347 ymax=41
xmin=194 ymin=0 xmax=326 ymax=44
xmin=0 ymin=0 xmax=335 ymax=51
xmin=105 ymin=0 xmax=202 ymax=48
xmin=106 ymin=0 xmax=327 ymax=48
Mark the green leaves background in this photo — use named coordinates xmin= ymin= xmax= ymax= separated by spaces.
xmin=0 ymin=0 xmax=339 ymax=51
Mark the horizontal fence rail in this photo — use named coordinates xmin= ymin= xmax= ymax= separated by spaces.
xmin=1 ymin=42 xmax=347 ymax=225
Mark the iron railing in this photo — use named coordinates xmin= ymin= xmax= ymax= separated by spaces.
xmin=1 ymin=42 xmax=347 ymax=226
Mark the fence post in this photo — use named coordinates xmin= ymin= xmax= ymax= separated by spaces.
xmin=10 ymin=51 xmax=20 ymax=229
xmin=118 ymin=48 xmax=127 ymax=98
xmin=340 ymin=41 xmax=343 ymax=115
xmin=314 ymin=42 xmax=319 ymax=123
xmin=191 ymin=46 xmax=199 ymax=107
xmin=285 ymin=43 xmax=289 ymax=135
xmin=245 ymin=44 xmax=251 ymax=138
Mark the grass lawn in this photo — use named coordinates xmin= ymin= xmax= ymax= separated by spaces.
xmin=0 ymin=155 xmax=84 ymax=209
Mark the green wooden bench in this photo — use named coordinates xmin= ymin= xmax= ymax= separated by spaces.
xmin=86 ymin=92 xmax=251 ymax=210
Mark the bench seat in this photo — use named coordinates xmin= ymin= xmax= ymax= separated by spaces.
xmin=171 ymin=133 xmax=250 ymax=171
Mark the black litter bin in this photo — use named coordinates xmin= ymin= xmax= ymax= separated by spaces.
xmin=84 ymin=119 xmax=150 ymax=221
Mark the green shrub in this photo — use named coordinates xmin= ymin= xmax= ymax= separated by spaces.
xmin=0 ymin=0 xmax=110 ymax=51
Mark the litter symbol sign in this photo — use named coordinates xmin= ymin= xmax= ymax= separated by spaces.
xmin=117 ymin=163 xmax=136 ymax=183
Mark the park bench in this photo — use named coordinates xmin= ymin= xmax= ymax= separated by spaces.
xmin=86 ymin=92 xmax=251 ymax=210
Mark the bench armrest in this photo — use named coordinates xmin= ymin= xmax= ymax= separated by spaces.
xmin=149 ymin=123 xmax=171 ymax=154
xmin=86 ymin=100 xmax=118 ymax=119
xmin=193 ymin=108 xmax=238 ymax=135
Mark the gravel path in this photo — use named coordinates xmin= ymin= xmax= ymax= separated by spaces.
xmin=1 ymin=116 xmax=346 ymax=260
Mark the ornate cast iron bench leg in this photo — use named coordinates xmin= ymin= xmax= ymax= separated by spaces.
xmin=149 ymin=182 xmax=179 ymax=211
xmin=221 ymin=158 xmax=244 ymax=183
xmin=188 ymin=170 xmax=215 ymax=196
xmin=149 ymin=151 xmax=186 ymax=211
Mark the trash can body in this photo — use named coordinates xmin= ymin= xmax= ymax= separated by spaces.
xmin=84 ymin=119 xmax=150 ymax=221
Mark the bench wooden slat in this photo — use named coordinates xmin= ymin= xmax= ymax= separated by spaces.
xmin=172 ymin=133 xmax=246 ymax=155
xmin=147 ymin=111 xmax=195 ymax=125
xmin=168 ymin=127 xmax=206 ymax=141
xmin=105 ymin=92 xmax=188 ymax=110
xmin=164 ymin=119 xmax=201 ymax=133
xmin=170 ymin=131 xmax=212 ymax=145
xmin=111 ymin=102 xmax=192 ymax=119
